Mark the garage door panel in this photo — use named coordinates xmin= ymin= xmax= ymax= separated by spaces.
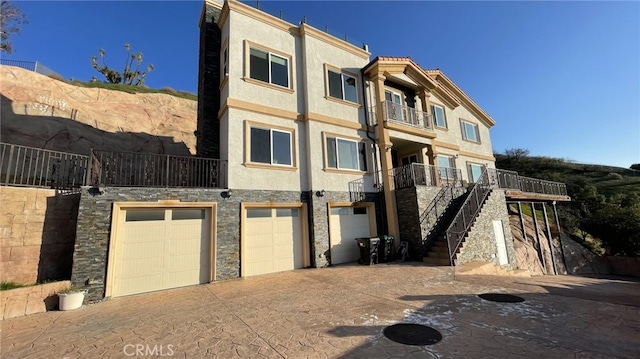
xmin=244 ymin=207 xmax=303 ymax=277
xmin=330 ymin=207 xmax=371 ymax=265
xmin=112 ymin=207 xmax=212 ymax=297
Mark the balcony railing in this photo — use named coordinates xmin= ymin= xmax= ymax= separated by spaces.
xmin=494 ymin=169 xmax=567 ymax=197
xmin=369 ymin=101 xmax=434 ymax=131
xmin=0 ymin=142 xmax=89 ymax=188
xmin=90 ymin=150 xmax=227 ymax=188
xmin=392 ymin=163 xmax=462 ymax=190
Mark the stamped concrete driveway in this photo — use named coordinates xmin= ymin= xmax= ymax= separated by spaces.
xmin=2 ymin=263 xmax=639 ymax=358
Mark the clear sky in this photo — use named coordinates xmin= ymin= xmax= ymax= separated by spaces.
xmin=4 ymin=1 xmax=640 ymax=168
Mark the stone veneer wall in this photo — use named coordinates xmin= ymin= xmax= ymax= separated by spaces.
xmin=72 ymin=187 xmax=379 ymax=300
xmin=456 ymin=190 xmax=517 ymax=269
xmin=196 ymin=3 xmax=221 ymax=158
xmin=0 ymin=186 xmax=79 ymax=284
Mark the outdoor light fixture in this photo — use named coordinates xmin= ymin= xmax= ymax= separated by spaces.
xmin=315 ymin=189 xmax=326 ymax=197
xmin=222 ymin=189 xmax=233 ymax=199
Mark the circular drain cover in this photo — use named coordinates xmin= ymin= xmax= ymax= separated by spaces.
xmin=383 ymin=323 xmax=442 ymax=346
xmin=478 ymin=293 xmax=525 ymax=303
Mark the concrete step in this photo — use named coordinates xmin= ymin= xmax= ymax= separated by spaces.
xmin=428 ymin=246 xmax=449 ymax=254
xmin=423 ymin=257 xmax=451 ymax=266
xmin=426 ymin=251 xmax=449 ymax=259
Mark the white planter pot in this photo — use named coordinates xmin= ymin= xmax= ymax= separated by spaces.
xmin=58 ymin=291 xmax=86 ymax=311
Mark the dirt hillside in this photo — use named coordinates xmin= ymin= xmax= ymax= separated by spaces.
xmin=0 ymin=65 xmax=197 ymax=156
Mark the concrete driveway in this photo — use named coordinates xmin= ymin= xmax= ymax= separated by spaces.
xmin=2 ymin=263 xmax=639 ymax=358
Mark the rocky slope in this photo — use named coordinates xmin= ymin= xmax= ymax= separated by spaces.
xmin=0 ymin=65 xmax=197 ymax=156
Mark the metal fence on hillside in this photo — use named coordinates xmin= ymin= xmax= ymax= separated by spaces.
xmin=0 ymin=143 xmax=89 ymax=188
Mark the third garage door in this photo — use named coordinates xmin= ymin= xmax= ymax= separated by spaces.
xmin=330 ymin=206 xmax=372 ymax=264
xmin=243 ymin=207 xmax=304 ymax=277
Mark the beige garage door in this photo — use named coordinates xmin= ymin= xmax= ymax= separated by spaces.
xmin=244 ymin=208 xmax=303 ymax=277
xmin=111 ymin=208 xmax=211 ymax=297
xmin=330 ymin=206 xmax=371 ymax=264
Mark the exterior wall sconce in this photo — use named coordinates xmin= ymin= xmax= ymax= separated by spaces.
xmin=315 ymin=189 xmax=325 ymax=197
xmin=222 ymin=189 xmax=233 ymax=199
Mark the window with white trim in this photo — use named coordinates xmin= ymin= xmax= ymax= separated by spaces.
xmin=327 ymin=69 xmax=358 ymax=103
xmin=249 ymin=126 xmax=292 ymax=166
xmin=249 ymin=46 xmax=289 ymax=87
xmin=326 ymin=136 xmax=368 ymax=171
xmin=430 ymin=104 xmax=447 ymax=128
xmin=436 ymin=155 xmax=456 ymax=179
xmin=461 ymin=120 xmax=480 ymax=143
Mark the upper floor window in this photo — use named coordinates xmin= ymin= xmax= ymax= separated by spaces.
xmin=249 ymin=126 xmax=293 ymax=166
xmin=249 ymin=46 xmax=289 ymax=88
xmin=222 ymin=47 xmax=228 ymax=76
xmin=430 ymin=104 xmax=447 ymax=128
xmin=325 ymin=135 xmax=368 ymax=171
xmin=327 ymin=68 xmax=358 ymax=103
xmin=461 ymin=120 xmax=480 ymax=143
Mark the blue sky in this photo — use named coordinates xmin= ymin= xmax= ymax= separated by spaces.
xmin=4 ymin=1 xmax=639 ymax=167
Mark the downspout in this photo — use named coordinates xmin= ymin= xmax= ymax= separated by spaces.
xmin=361 ymin=68 xmax=386 ymax=235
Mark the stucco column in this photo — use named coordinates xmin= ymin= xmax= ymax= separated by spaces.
xmin=418 ymin=87 xmax=431 ymax=125
xmin=372 ymin=74 xmax=400 ymax=241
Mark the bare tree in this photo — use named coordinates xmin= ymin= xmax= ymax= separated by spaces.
xmin=0 ymin=0 xmax=28 ymax=53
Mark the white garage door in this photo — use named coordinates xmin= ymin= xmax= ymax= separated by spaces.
xmin=112 ymin=208 xmax=211 ymax=297
xmin=330 ymin=206 xmax=371 ymax=264
xmin=244 ymin=207 xmax=303 ymax=277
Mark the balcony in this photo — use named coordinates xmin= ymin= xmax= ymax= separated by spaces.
xmin=391 ymin=163 xmax=463 ymax=190
xmin=370 ymin=101 xmax=434 ymax=133
xmin=492 ymin=169 xmax=569 ymax=201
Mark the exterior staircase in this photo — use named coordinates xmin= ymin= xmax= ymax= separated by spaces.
xmin=423 ymin=167 xmax=498 ymax=266
xmin=420 ymin=186 xmax=468 ymax=266
xmin=423 ymin=191 xmax=490 ymax=265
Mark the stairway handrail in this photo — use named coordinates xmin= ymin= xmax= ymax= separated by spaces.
xmin=445 ymin=167 xmax=498 ymax=262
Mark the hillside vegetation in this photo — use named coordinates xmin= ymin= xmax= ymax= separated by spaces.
xmin=495 ymin=150 xmax=640 ymax=256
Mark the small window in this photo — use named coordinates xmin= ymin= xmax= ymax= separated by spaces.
xmin=436 ymin=155 xmax=456 ymax=179
xmin=326 ymin=136 xmax=367 ymax=171
xmin=353 ymin=207 xmax=367 ymax=215
xmin=172 ymin=209 xmax=205 ymax=220
xmin=327 ymin=69 xmax=357 ymax=103
xmin=250 ymin=127 xmax=293 ymax=166
xmin=461 ymin=120 xmax=480 ymax=143
xmin=249 ymin=46 xmax=289 ymax=87
xmin=126 ymin=209 xmax=165 ymax=222
xmin=276 ymin=208 xmax=299 ymax=217
xmin=331 ymin=207 xmax=349 ymax=215
xmin=430 ymin=105 xmax=446 ymax=128
xmin=222 ymin=47 xmax=228 ymax=76
xmin=468 ymin=163 xmax=484 ymax=183
xmin=246 ymin=208 xmax=272 ymax=218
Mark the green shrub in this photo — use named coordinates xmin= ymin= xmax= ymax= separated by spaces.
xmin=0 ymin=281 xmax=27 ymax=290
xmin=607 ymin=172 xmax=624 ymax=180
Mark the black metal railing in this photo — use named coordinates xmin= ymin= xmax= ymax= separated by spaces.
xmin=0 ymin=142 xmax=89 ymax=188
xmin=445 ymin=167 xmax=495 ymax=262
xmin=90 ymin=150 xmax=227 ymax=188
xmin=348 ymin=171 xmax=384 ymax=202
xmin=392 ymin=163 xmax=462 ymax=190
xmin=494 ymin=168 xmax=567 ymax=196
xmin=420 ymin=182 xmax=467 ymax=247
xmin=517 ymin=176 xmax=567 ymax=196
